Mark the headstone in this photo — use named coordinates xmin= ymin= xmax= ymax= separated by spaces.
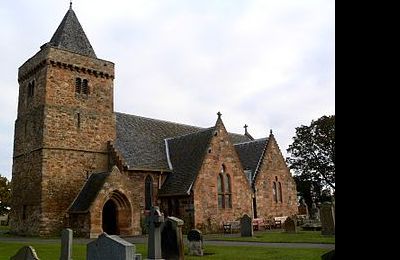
xmin=60 ymin=228 xmax=73 ymax=260
xmin=320 ymin=202 xmax=335 ymax=235
xmin=87 ymin=233 xmax=141 ymax=260
xmin=240 ymin=214 xmax=253 ymax=237
xmin=161 ymin=216 xmax=185 ymax=260
xmin=283 ymin=217 xmax=298 ymax=233
xmin=298 ymin=199 xmax=309 ymax=216
xmin=10 ymin=246 xmax=40 ymax=260
xmin=187 ymin=229 xmax=203 ymax=256
xmin=321 ymin=249 xmax=335 ymax=260
xmin=310 ymin=202 xmax=320 ymax=221
xmin=146 ymin=206 xmax=165 ymax=260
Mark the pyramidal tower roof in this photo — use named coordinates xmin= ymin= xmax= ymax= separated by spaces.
xmin=48 ymin=4 xmax=97 ymax=58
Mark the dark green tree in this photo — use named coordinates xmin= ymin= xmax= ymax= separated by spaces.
xmin=286 ymin=115 xmax=335 ymax=206
xmin=0 ymin=174 xmax=11 ymax=215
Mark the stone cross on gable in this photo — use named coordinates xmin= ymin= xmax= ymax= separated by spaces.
xmin=147 ymin=206 xmax=165 ymax=260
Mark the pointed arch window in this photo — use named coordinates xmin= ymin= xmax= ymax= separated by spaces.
xmin=217 ymin=165 xmax=232 ymax=209
xmin=273 ymin=182 xmax=278 ymax=203
xmin=278 ymin=182 xmax=283 ymax=203
xmin=145 ymin=175 xmax=153 ymax=210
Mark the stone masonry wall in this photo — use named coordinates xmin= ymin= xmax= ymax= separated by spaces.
xmin=10 ymin=150 xmax=43 ymax=236
xmin=193 ymin=120 xmax=253 ymax=233
xmin=254 ymin=134 xmax=298 ymax=219
xmin=40 ymin=150 xmax=109 ymax=236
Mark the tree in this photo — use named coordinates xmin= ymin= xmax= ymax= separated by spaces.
xmin=0 ymin=174 xmax=11 ymax=215
xmin=286 ymin=115 xmax=335 ymax=205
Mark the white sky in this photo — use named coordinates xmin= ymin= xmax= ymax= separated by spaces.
xmin=0 ymin=0 xmax=335 ymax=180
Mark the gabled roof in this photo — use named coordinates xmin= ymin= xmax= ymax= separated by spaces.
xmin=68 ymin=172 xmax=109 ymax=213
xmin=114 ymin=112 xmax=251 ymax=171
xmin=159 ymin=127 xmax=216 ymax=196
xmin=234 ymin=138 xmax=268 ymax=182
xmin=48 ymin=7 xmax=97 ymax=58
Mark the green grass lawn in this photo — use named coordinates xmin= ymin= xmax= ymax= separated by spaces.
xmin=0 ymin=241 xmax=330 ymax=260
xmin=206 ymin=230 xmax=335 ymax=244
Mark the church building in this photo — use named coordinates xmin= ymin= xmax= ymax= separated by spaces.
xmin=10 ymin=5 xmax=298 ymax=238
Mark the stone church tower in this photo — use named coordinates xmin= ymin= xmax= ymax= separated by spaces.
xmin=10 ymin=5 xmax=116 ymax=236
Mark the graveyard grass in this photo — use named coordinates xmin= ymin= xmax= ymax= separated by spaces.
xmin=207 ymin=230 xmax=335 ymax=244
xmin=0 ymin=241 xmax=330 ymax=260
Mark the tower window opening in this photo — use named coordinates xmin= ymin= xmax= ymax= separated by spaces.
xmin=27 ymin=80 xmax=35 ymax=99
xmin=75 ymin=78 xmax=81 ymax=93
xmin=75 ymin=77 xmax=89 ymax=96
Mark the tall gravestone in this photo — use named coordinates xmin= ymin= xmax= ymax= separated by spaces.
xmin=60 ymin=228 xmax=73 ymax=260
xmin=10 ymin=246 xmax=40 ymax=260
xmin=320 ymin=202 xmax=335 ymax=235
xmin=310 ymin=202 xmax=320 ymax=221
xmin=298 ymin=199 xmax=309 ymax=216
xmin=240 ymin=214 xmax=253 ymax=237
xmin=187 ymin=229 xmax=204 ymax=256
xmin=283 ymin=217 xmax=298 ymax=233
xmin=87 ymin=233 xmax=141 ymax=260
xmin=147 ymin=206 xmax=165 ymax=260
xmin=161 ymin=216 xmax=185 ymax=260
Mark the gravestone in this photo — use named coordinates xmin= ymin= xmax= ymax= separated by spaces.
xmin=187 ymin=229 xmax=203 ymax=256
xmin=60 ymin=228 xmax=73 ymax=260
xmin=87 ymin=233 xmax=141 ymax=260
xmin=161 ymin=216 xmax=185 ymax=260
xmin=283 ymin=217 xmax=298 ymax=233
xmin=10 ymin=246 xmax=40 ymax=260
xmin=298 ymin=199 xmax=309 ymax=216
xmin=147 ymin=206 xmax=165 ymax=260
xmin=240 ymin=214 xmax=253 ymax=237
xmin=310 ymin=202 xmax=320 ymax=221
xmin=320 ymin=202 xmax=335 ymax=235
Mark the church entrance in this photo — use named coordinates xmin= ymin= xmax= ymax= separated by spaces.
xmin=101 ymin=190 xmax=132 ymax=235
xmin=102 ymin=200 xmax=118 ymax=234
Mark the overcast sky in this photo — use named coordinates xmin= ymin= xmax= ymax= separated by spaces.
xmin=0 ymin=0 xmax=335 ymax=180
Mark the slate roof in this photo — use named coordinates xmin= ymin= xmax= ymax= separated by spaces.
xmin=69 ymin=172 xmax=110 ymax=213
xmin=234 ymin=138 xmax=268 ymax=182
xmin=48 ymin=7 xmax=97 ymax=58
xmin=114 ymin=112 xmax=251 ymax=171
xmin=159 ymin=127 xmax=216 ymax=196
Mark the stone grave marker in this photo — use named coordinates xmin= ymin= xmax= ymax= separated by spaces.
xmin=298 ymin=199 xmax=309 ymax=216
xmin=161 ymin=216 xmax=185 ymax=260
xmin=147 ymin=206 xmax=165 ymax=260
xmin=187 ymin=229 xmax=203 ymax=256
xmin=10 ymin=246 xmax=40 ymax=260
xmin=87 ymin=233 xmax=141 ymax=260
xmin=320 ymin=202 xmax=335 ymax=235
xmin=240 ymin=214 xmax=253 ymax=237
xmin=60 ymin=228 xmax=73 ymax=260
xmin=283 ymin=216 xmax=298 ymax=233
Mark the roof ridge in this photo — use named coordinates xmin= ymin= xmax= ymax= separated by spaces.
xmin=115 ymin=111 xmax=251 ymax=139
xmin=115 ymin=111 xmax=204 ymax=130
xmin=165 ymin=126 xmax=215 ymax=141
xmin=234 ymin=137 xmax=268 ymax=146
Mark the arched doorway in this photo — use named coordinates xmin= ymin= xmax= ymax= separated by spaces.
xmin=102 ymin=200 xmax=118 ymax=234
xmin=101 ymin=190 xmax=132 ymax=235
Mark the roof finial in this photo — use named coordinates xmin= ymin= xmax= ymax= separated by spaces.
xmin=270 ymin=129 xmax=273 ymax=135
xmin=244 ymin=124 xmax=248 ymax=134
xmin=70 ymin=0 xmax=73 ymax=9
xmin=217 ymin=111 xmax=222 ymax=119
